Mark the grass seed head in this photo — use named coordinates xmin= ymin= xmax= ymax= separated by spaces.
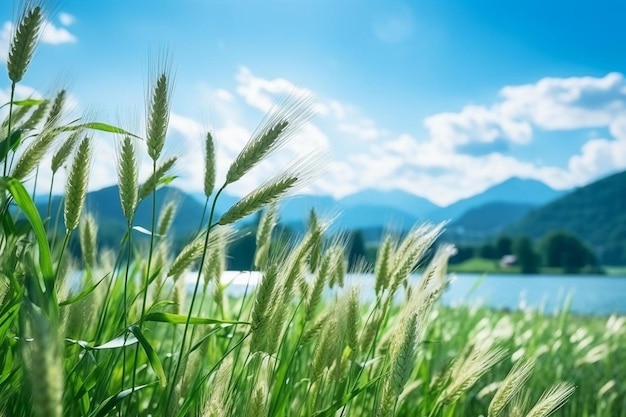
xmin=116 ymin=136 xmax=139 ymax=223
xmin=218 ymin=175 xmax=298 ymax=225
xmin=488 ymin=356 xmax=535 ymax=417
xmin=44 ymin=89 xmax=66 ymax=127
xmin=7 ymin=4 xmax=43 ymax=83
xmin=79 ymin=212 xmax=98 ymax=269
xmin=439 ymin=344 xmax=507 ymax=406
xmin=345 ymin=287 xmax=360 ymax=351
xmin=51 ymin=130 xmax=81 ymax=173
xmin=21 ymin=302 xmax=63 ymax=417
xmin=12 ymin=128 xmax=59 ymax=180
xmin=157 ymin=198 xmax=178 ymax=237
xmin=250 ymin=263 xmax=280 ymax=353
xmin=64 ymin=137 xmax=92 ymax=231
xmin=204 ymin=131 xmax=216 ymax=197
xmin=168 ymin=234 xmax=206 ymax=279
xmin=374 ymin=234 xmax=395 ymax=295
xmin=138 ymin=155 xmax=177 ymax=201
xmin=146 ymin=71 xmax=171 ymax=161
xmin=524 ymin=382 xmax=576 ymax=417
xmin=254 ymin=202 xmax=278 ymax=269
xmin=22 ymin=99 xmax=49 ymax=129
xmin=225 ymin=93 xmax=315 ymax=185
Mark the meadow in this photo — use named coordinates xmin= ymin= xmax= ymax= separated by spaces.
xmin=1 ymin=4 xmax=625 ymax=416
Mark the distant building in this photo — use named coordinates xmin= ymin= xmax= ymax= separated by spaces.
xmin=500 ymin=254 xmax=517 ymax=268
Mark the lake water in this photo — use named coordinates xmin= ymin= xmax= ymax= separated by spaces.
xmin=205 ymin=271 xmax=626 ymax=316
xmin=440 ymin=273 xmax=626 ymax=316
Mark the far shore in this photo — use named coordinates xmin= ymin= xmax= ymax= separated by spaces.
xmin=447 ymin=257 xmax=626 ymax=276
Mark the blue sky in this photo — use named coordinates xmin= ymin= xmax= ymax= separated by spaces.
xmin=1 ymin=0 xmax=626 ymax=205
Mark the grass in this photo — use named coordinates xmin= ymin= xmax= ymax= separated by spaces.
xmin=604 ymin=266 xmax=626 ymax=276
xmin=0 ymin=4 xmax=624 ymax=416
xmin=449 ymin=257 xmax=614 ymax=276
xmin=448 ymin=257 xmax=517 ymax=274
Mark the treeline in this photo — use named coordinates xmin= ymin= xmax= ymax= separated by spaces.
xmin=450 ymin=231 xmax=602 ymax=274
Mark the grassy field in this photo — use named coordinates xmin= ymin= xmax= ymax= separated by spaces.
xmin=448 ymin=257 xmax=517 ymax=274
xmin=604 ymin=266 xmax=626 ymax=276
xmin=1 ymin=4 xmax=625 ymax=416
xmin=448 ymin=257 xmax=618 ymax=276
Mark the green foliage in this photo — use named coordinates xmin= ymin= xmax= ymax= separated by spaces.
xmin=449 ymin=233 xmax=603 ymax=275
xmin=479 ymin=242 xmax=499 ymax=260
xmin=542 ymin=231 xmax=599 ymax=273
xmin=347 ymin=229 xmax=368 ymax=270
xmin=514 ymin=236 xmax=540 ymax=274
xmin=495 ymin=235 xmax=513 ymax=258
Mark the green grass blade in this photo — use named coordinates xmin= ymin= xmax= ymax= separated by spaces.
xmin=0 ymin=98 xmax=46 ymax=109
xmin=128 ymin=325 xmax=167 ymax=387
xmin=0 ymin=177 xmax=54 ymax=291
xmin=144 ymin=311 xmax=249 ymax=326
xmin=88 ymin=383 xmax=153 ymax=417
xmin=92 ymin=334 xmax=139 ymax=350
xmin=61 ymin=122 xmax=141 ymax=139
xmin=12 ymin=98 xmax=46 ymax=107
xmin=0 ymin=303 xmax=20 ymax=341
xmin=312 ymin=375 xmax=384 ymax=417
xmin=0 ymin=128 xmax=23 ymax=163
xmin=66 ymin=334 xmax=139 ymax=350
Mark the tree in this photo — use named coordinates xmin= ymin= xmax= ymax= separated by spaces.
xmin=495 ymin=236 xmax=513 ymax=258
xmin=479 ymin=242 xmax=498 ymax=260
xmin=542 ymin=231 xmax=598 ymax=273
xmin=514 ymin=236 xmax=540 ymax=274
xmin=348 ymin=230 xmax=368 ymax=271
xmin=227 ymin=229 xmax=256 ymax=270
xmin=449 ymin=245 xmax=474 ymax=265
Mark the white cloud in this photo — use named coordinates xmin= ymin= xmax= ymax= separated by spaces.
xmin=424 ymin=105 xmax=533 ymax=148
xmin=567 ymin=116 xmax=626 ymax=181
xmin=214 ymin=88 xmax=234 ymax=103
xmin=423 ymin=73 xmax=626 ymax=153
xmin=499 ymin=72 xmax=626 ymax=130
xmin=235 ymin=66 xmax=314 ymax=113
xmin=59 ymin=13 xmax=76 ymax=27
xmin=337 ymin=117 xmax=384 ymax=141
xmin=234 ymin=67 xmax=388 ymax=148
xmin=41 ymin=20 xmax=77 ymax=44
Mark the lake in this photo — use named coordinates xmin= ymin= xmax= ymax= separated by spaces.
xmin=205 ymin=271 xmax=626 ymax=316
xmin=440 ymin=273 xmax=626 ymax=316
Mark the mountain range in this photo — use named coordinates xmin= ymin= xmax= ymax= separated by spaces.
xmin=38 ymin=176 xmax=563 ymax=240
xmin=33 ymin=171 xmax=626 ymax=264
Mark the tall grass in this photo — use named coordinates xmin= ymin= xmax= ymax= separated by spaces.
xmin=1 ymin=4 xmax=624 ymax=417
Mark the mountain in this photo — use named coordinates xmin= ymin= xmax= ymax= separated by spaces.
xmin=430 ymin=177 xmax=565 ymax=222
xmin=447 ymin=202 xmax=536 ymax=242
xmin=337 ymin=205 xmax=418 ymax=230
xmin=34 ymin=176 xmax=570 ymax=248
xmin=339 ymin=189 xmax=440 ymax=218
xmin=43 ymin=185 xmax=208 ymax=247
xmin=505 ymin=170 xmax=626 ymax=264
xmin=278 ymin=195 xmax=338 ymax=223
xmin=276 ymin=189 xmax=435 ymax=232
